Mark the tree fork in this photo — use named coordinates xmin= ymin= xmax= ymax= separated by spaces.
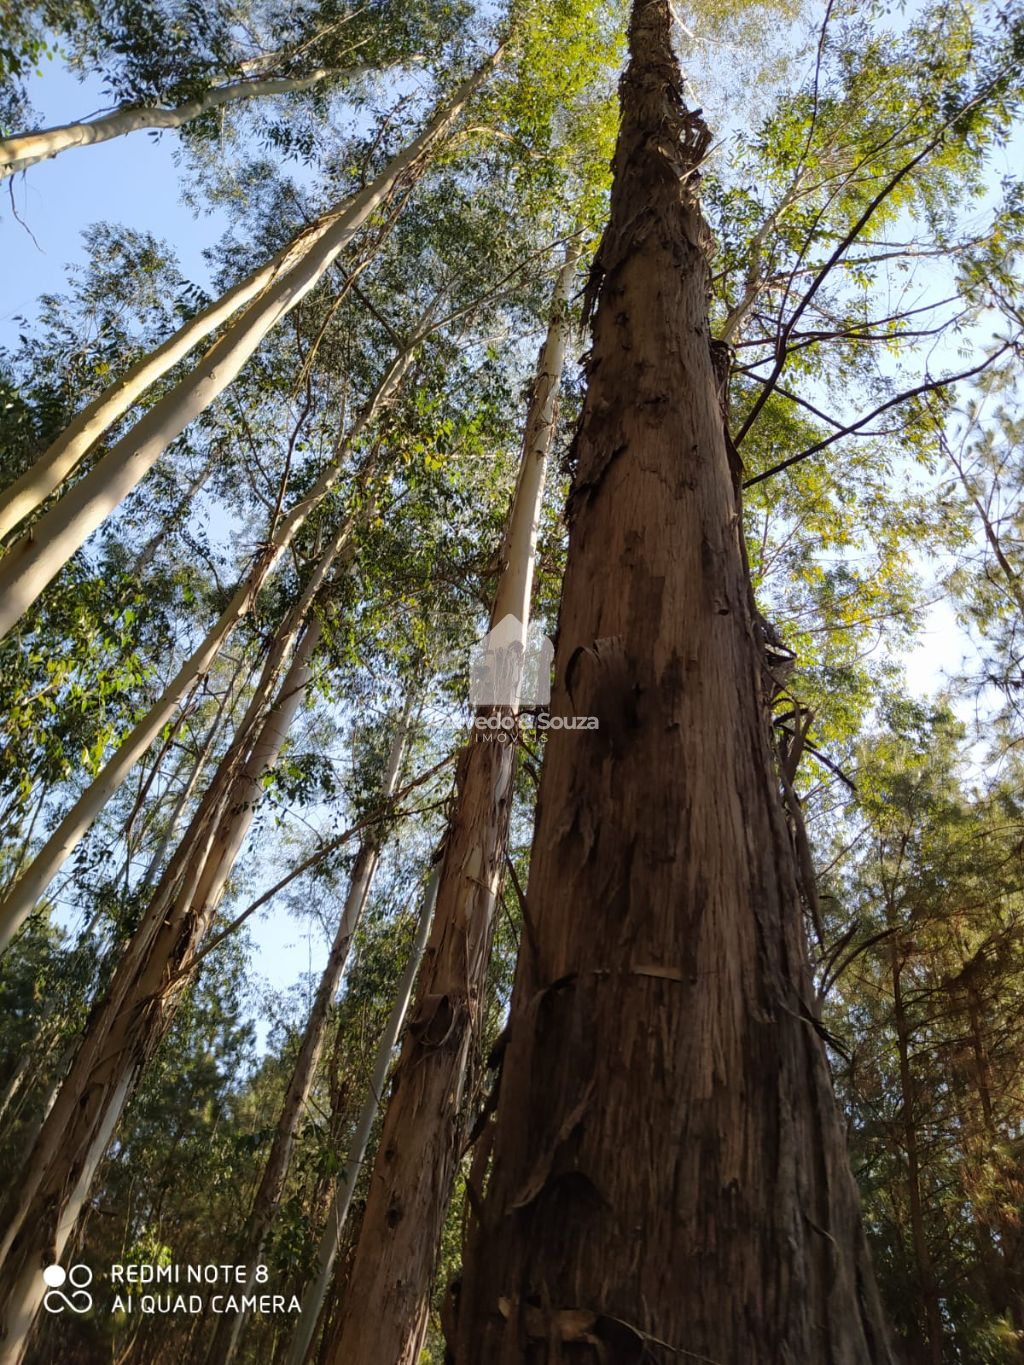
xmin=453 ymin=4 xmax=894 ymax=1361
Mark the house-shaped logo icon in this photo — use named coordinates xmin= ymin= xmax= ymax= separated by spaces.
xmin=468 ymin=614 xmax=553 ymax=708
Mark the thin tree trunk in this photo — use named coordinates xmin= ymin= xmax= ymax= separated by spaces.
xmin=0 ymin=215 xmax=339 ymax=544
xmin=0 ymin=612 xmax=322 ymax=1364
xmin=454 ymin=4 xmax=894 ymax=1361
xmin=134 ymin=451 xmax=218 ymax=574
xmin=0 ymin=67 xmax=352 ymax=177
xmin=0 ymin=48 xmax=501 ymax=640
xmin=891 ymin=946 xmax=944 ymax=1365
xmin=203 ymin=703 xmax=414 ymax=1365
xmin=326 ymin=242 xmax=579 ymax=1365
xmin=137 ymin=653 xmax=246 ymax=890
xmin=0 ymin=323 xmax=426 ymax=956
xmin=286 ymin=864 xmax=440 ymax=1365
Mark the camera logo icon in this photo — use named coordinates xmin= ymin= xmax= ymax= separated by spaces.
xmin=42 ymin=1264 xmax=93 ymax=1314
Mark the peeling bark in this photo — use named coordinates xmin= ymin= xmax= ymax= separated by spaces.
xmin=454 ymin=5 xmax=894 ymax=1361
xmin=0 ymin=613 xmax=321 ymax=1364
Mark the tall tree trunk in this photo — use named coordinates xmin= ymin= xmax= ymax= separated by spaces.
xmin=453 ymin=5 xmax=894 ymax=1362
xmin=0 ymin=48 xmax=502 ymax=641
xmin=203 ymin=704 xmax=414 ymax=1365
xmin=285 ymin=864 xmax=440 ymax=1365
xmin=326 ymin=242 xmax=580 ymax=1365
xmin=0 ymin=610 xmax=322 ymax=1364
xmin=0 ymin=67 xmax=359 ymax=176
xmin=890 ymin=946 xmax=943 ymax=1365
xmin=0 ymin=324 xmax=426 ymax=956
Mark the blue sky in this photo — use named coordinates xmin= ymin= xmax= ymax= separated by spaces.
xmin=2 ymin=64 xmax=230 ymax=337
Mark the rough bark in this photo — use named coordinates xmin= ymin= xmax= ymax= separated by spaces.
xmin=453 ymin=5 xmax=894 ymax=1362
xmin=0 ymin=49 xmax=501 ymax=641
xmin=0 ymin=327 xmax=424 ymax=956
xmin=203 ymin=706 xmax=413 ymax=1365
xmin=0 ymin=614 xmax=321 ymax=1364
xmin=324 ymin=244 xmax=580 ymax=1365
xmin=285 ymin=864 xmax=440 ymax=1365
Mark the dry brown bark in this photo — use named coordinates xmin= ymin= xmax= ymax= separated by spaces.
xmin=452 ymin=3 xmax=894 ymax=1361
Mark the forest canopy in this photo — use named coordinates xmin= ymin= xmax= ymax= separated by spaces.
xmin=0 ymin=0 xmax=1023 ymax=1362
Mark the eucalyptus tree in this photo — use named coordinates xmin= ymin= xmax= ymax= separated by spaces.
xmin=455 ymin=1 xmax=894 ymax=1357
xmin=0 ymin=279 xmax=434 ymax=1356
xmin=26 ymin=929 xmax=260 ymax=1365
xmin=0 ymin=314 xmax=433 ymax=955
xmin=317 ymin=8 xmax=623 ymax=1358
xmin=0 ymin=597 xmax=330 ymax=1359
xmin=327 ymin=238 xmax=581 ymax=1365
xmin=0 ymin=73 xmax=576 ymax=1342
xmin=0 ymin=0 xmax=466 ymax=175
xmin=0 ymin=45 xmax=511 ymax=641
xmin=200 ymin=702 xmax=416 ymax=1365
xmin=4 ymin=0 xmax=1024 ymax=1360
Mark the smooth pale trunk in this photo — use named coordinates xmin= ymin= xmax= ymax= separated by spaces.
xmin=325 ymin=245 xmax=578 ymax=1365
xmin=0 ymin=49 xmax=501 ymax=641
xmin=137 ymin=656 xmax=245 ymax=890
xmin=0 ymin=330 xmax=423 ymax=956
xmin=0 ymin=215 xmax=338 ymax=543
xmin=180 ymin=617 xmax=323 ymax=928
xmin=0 ymin=620 xmax=321 ymax=1363
xmin=204 ymin=707 xmax=413 ymax=1365
xmin=286 ymin=866 xmax=439 ymax=1365
xmin=455 ymin=4 xmax=894 ymax=1360
xmin=0 ymin=69 xmax=344 ymax=176
xmin=0 ymin=1070 xmax=131 ymax=1365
